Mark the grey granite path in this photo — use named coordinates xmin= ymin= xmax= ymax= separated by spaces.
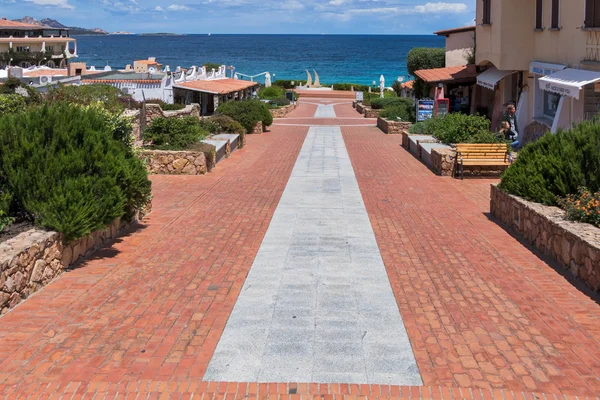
xmin=314 ymin=103 xmax=337 ymax=118
xmin=202 ymin=126 xmax=422 ymax=385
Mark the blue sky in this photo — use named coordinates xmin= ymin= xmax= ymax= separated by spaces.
xmin=1 ymin=0 xmax=475 ymax=34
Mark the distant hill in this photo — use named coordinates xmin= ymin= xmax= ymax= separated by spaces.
xmin=13 ymin=16 xmax=108 ymax=35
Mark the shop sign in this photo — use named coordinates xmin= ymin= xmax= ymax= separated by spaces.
xmin=355 ymin=91 xmax=364 ymax=102
xmin=543 ymin=82 xmax=574 ymax=98
xmin=417 ymin=99 xmax=435 ymax=122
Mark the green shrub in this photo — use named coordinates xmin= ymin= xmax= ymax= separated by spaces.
xmin=203 ymin=62 xmax=221 ymax=71
xmin=0 ymin=94 xmax=26 ymax=116
xmin=0 ymin=77 xmax=42 ymax=105
xmin=370 ymin=97 xmax=411 ymax=110
xmin=409 ymin=113 xmax=491 ymax=144
xmin=0 ymin=103 xmax=151 ymax=241
xmin=216 ymin=100 xmax=273 ymax=134
xmin=379 ymin=105 xmax=415 ymax=123
xmin=269 ymin=97 xmax=291 ymax=107
xmin=273 ymin=80 xmax=304 ymax=89
xmin=210 ymin=114 xmax=245 ymax=134
xmin=499 ymin=119 xmax=600 ymax=206
xmin=333 ymin=83 xmax=371 ymax=92
xmin=558 ymin=187 xmax=600 ymax=228
xmin=259 ymin=86 xmax=285 ymax=100
xmin=46 ymin=84 xmax=125 ymax=113
xmin=146 ymin=99 xmax=186 ymax=111
xmin=144 ymin=116 xmax=208 ymax=150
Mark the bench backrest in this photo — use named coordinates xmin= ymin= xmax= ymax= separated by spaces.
xmin=456 ymin=143 xmax=510 ymax=161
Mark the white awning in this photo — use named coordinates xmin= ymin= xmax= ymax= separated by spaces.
xmin=529 ymin=61 xmax=567 ymax=76
xmin=539 ymin=68 xmax=600 ymax=99
xmin=477 ymin=67 xmax=515 ymax=90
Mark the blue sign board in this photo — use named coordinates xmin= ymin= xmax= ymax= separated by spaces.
xmin=416 ymin=99 xmax=435 ymax=122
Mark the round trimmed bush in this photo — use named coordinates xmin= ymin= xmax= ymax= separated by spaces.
xmin=216 ymin=100 xmax=273 ymax=134
xmin=499 ymin=119 xmax=600 ymax=206
xmin=259 ymin=86 xmax=285 ymax=100
xmin=0 ymin=103 xmax=151 ymax=241
xmin=144 ymin=116 xmax=208 ymax=150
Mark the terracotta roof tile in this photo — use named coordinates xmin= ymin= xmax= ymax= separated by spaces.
xmin=433 ymin=26 xmax=476 ymax=36
xmin=81 ymin=79 xmax=163 ymax=83
xmin=0 ymin=19 xmax=60 ymax=30
xmin=23 ymin=69 xmax=67 ymax=77
xmin=414 ymin=66 xmax=478 ymax=83
xmin=174 ymin=79 xmax=258 ymax=94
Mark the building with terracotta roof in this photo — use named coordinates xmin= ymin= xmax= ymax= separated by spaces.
xmin=0 ymin=17 xmax=77 ymax=68
xmin=174 ymin=78 xmax=260 ymax=115
xmin=133 ymin=57 xmax=163 ymax=73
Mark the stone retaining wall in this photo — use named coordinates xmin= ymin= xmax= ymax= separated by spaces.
xmin=251 ymin=121 xmax=264 ymax=135
xmin=356 ymin=103 xmax=367 ymax=115
xmin=490 ymin=185 xmax=600 ymax=292
xmin=140 ymin=149 xmax=210 ymax=175
xmin=431 ymin=148 xmax=456 ymax=176
xmin=376 ymin=118 xmax=410 ymax=134
xmin=269 ymin=104 xmax=297 ymax=118
xmin=363 ymin=107 xmax=381 ymax=119
xmin=1 ymin=218 xmax=139 ymax=314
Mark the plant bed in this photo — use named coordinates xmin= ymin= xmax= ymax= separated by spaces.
xmin=431 ymin=148 xmax=457 ymax=176
xmin=269 ymin=103 xmax=297 ymax=118
xmin=377 ymin=117 xmax=410 ymax=134
xmin=0 ymin=214 xmax=145 ymax=314
xmin=490 ymin=185 xmax=600 ymax=292
xmin=140 ymin=148 xmax=211 ymax=175
xmin=363 ymin=106 xmax=381 ymax=119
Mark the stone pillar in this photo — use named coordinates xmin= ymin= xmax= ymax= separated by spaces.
xmin=214 ymin=95 xmax=220 ymax=110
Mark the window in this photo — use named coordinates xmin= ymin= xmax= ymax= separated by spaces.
xmin=551 ymin=0 xmax=560 ymax=28
xmin=15 ymin=46 xmax=30 ymax=53
xmin=536 ymin=0 xmax=543 ymax=29
xmin=544 ymin=91 xmax=561 ymax=118
xmin=585 ymin=0 xmax=600 ymax=28
xmin=482 ymin=0 xmax=491 ymax=25
xmin=46 ymin=46 xmax=54 ymax=53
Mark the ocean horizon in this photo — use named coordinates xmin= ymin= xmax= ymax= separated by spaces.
xmin=74 ymin=34 xmax=445 ymax=86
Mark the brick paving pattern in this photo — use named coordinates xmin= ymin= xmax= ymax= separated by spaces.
xmin=0 ymin=99 xmax=599 ymax=399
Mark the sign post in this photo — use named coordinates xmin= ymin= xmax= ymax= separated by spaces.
xmin=356 ymin=91 xmax=364 ymax=103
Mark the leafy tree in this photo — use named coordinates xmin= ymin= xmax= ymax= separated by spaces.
xmin=406 ymin=47 xmax=445 ymax=99
xmin=406 ymin=47 xmax=446 ymax=75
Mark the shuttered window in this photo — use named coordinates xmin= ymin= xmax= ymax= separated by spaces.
xmin=585 ymin=0 xmax=600 ymax=28
xmin=536 ymin=0 xmax=543 ymax=29
xmin=482 ymin=0 xmax=491 ymax=25
xmin=551 ymin=0 xmax=560 ymax=28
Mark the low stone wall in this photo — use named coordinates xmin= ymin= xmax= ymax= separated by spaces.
xmin=490 ymin=185 xmax=600 ymax=292
xmin=140 ymin=149 xmax=209 ymax=175
xmin=251 ymin=121 xmax=263 ymax=135
xmin=356 ymin=103 xmax=367 ymax=114
xmin=1 ymin=218 xmax=139 ymax=314
xmin=377 ymin=118 xmax=410 ymax=134
xmin=269 ymin=104 xmax=297 ymax=118
xmin=363 ymin=107 xmax=381 ymax=119
xmin=431 ymin=148 xmax=457 ymax=176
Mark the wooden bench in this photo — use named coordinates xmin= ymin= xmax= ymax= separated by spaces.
xmin=454 ymin=143 xmax=513 ymax=179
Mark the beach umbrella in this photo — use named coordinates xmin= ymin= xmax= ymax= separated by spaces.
xmin=265 ymin=72 xmax=272 ymax=87
xmin=380 ymin=75 xmax=385 ymax=99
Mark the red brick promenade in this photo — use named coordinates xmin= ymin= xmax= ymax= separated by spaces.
xmin=0 ymin=99 xmax=599 ymax=399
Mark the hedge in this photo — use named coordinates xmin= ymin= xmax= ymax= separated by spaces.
xmin=499 ymin=119 xmax=600 ymax=206
xmin=0 ymin=94 xmax=26 ymax=117
xmin=144 ymin=116 xmax=208 ymax=150
xmin=216 ymin=100 xmax=273 ymax=134
xmin=46 ymin=84 xmax=125 ymax=113
xmin=409 ymin=113 xmax=492 ymax=144
xmin=259 ymin=86 xmax=286 ymax=100
xmin=0 ymin=103 xmax=151 ymax=241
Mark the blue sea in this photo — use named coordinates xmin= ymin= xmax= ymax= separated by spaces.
xmin=74 ymin=34 xmax=444 ymax=86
